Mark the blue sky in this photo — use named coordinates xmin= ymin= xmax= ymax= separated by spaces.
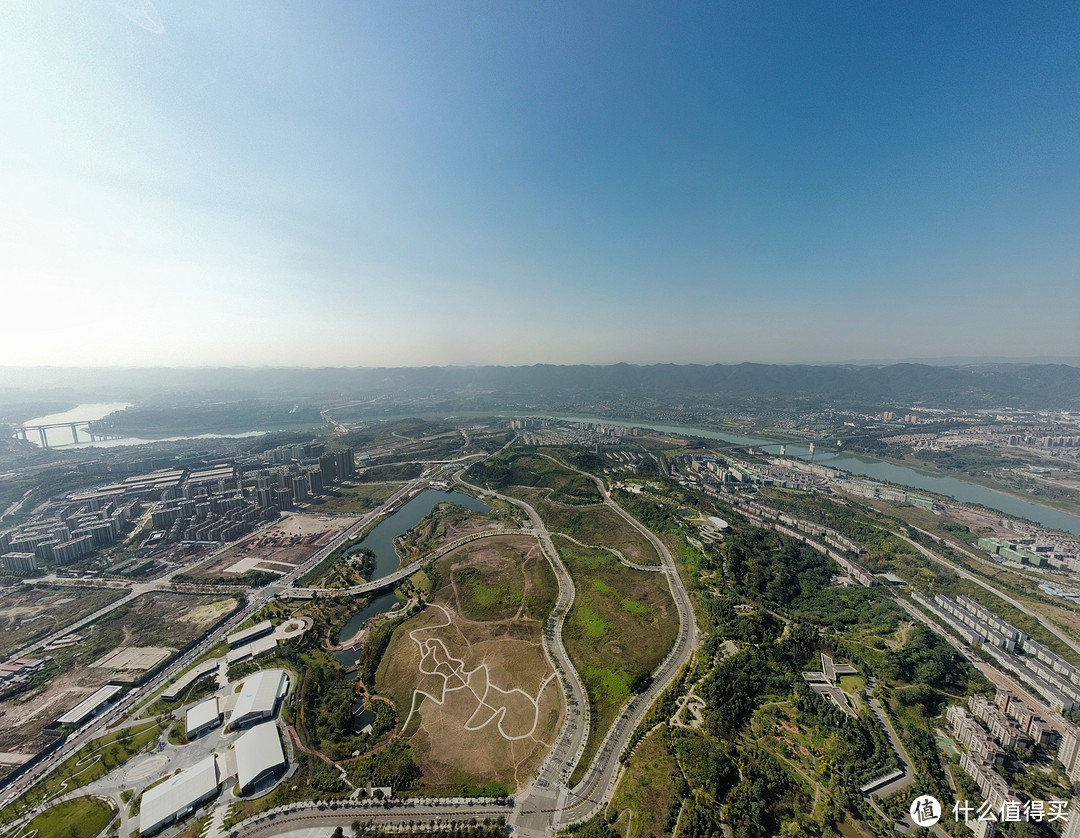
xmin=2 ymin=1 xmax=1078 ymax=367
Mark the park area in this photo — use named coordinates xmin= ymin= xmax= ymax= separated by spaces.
xmin=555 ymin=541 xmax=678 ymax=785
xmin=377 ymin=534 xmax=561 ymax=795
xmin=507 ymin=488 xmax=661 ymax=567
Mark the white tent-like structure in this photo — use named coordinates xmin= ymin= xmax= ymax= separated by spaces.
xmin=235 ymin=722 xmax=287 ymax=795
xmin=139 ymin=754 xmax=219 ymax=835
xmin=229 ymin=669 xmax=289 ymax=729
xmin=185 ymin=696 xmax=221 ymax=739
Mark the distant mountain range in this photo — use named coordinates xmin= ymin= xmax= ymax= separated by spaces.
xmin=1 ymin=362 xmax=1078 ymax=411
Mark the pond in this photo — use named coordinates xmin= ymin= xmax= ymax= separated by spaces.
xmin=333 ymin=487 xmax=491 ymax=666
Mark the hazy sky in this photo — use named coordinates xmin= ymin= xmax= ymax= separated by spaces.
xmin=3 ymin=1 xmax=1079 ymax=367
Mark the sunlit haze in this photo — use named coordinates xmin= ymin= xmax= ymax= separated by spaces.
xmin=3 ymin=1 xmax=1079 ymax=367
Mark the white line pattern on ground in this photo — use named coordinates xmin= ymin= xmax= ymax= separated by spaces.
xmin=400 ymin=603 xmax=557 ymax=742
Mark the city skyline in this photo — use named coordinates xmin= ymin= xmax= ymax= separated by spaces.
xmin=3 ymin=1 xmax=1079 ymax=368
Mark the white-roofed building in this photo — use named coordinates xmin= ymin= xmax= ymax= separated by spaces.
xmin=139 ymin=754 xmax=219 ymax=835
xmin=185 ymin=697 xmax=221 ymax=740
xmin=229 ymin=669 xmax=289 ymax=730
xmin=56 ymin=684 xmax=123 ymax=727
xmin=227 ymin=620 xmax=274 ymax=649
xmin=235 ymin=722 xmax=287 ymax=795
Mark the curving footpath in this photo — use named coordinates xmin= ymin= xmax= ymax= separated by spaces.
xmin=456 ymin=460 xmax=698 ymax=835
xmin=553 ymin=533 xmax=663 ymax=573
xmin=557 ymin=467 xmax=697 ymax=826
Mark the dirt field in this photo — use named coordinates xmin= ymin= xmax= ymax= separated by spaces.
xmin=377 ymin=535 xmax=561 ymax=793
xmin=0 ymin=592 xmax=234 ymax=763
xmin=309 ymin=482 xmax=400 ymax=515
xmin=0 ymin=586 xmax=126 ymax=659
xmin=191 ymin=513 xmax=358 ymax=577
xmin=90 ymin=646 xmax=172 ymax=671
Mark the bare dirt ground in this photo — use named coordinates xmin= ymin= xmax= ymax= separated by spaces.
xmin=0 ymin=593 xmax=233 ymax=762
xmin=191 ymin=513 xmax=358 ymax=577
xmin=943 ymin=504 xmax=1015 ymax=537
xmin=377 ymin=536 xmax=561 ymax=793
xmin=0 ymin=586 xmax=126 ymax=659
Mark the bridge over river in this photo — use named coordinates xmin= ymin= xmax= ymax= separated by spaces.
xmin=12 ymin=420 xmax=121 ymax=447
xmin=281 ymin=526 xmax=525 ymax=599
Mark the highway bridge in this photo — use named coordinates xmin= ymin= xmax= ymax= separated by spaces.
xmin=11 ymin=420 xmax=121 ymax=447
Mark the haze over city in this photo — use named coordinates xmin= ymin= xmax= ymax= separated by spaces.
xmin=3 ymin=1 xmax=1079 ymax=368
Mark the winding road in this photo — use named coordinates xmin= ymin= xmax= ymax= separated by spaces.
xmin=7 ymin=453 xmax=698 ymax=838
xmin=455 ymin=456 xmax=698 ymax=835
xmin=554 ymin=464 xmax=697 ymax=827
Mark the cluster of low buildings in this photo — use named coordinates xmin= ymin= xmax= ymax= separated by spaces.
xmin=686 ymin=455 xmax=794 ymax=488
xmin=0 ymin=656 xmax=49 ymax=693
xmin=225 ymin=619 xmax=278 ymax=665
xmin=801 ymin=653 xmax=859 ymax=718
xmin=977 ymin=535 xmax=1080 ymax=571
xmin=515 ymin=423 xmax=625 ymax=448
xmin=732 ymin=498 xmax=877 ymax=587
xmin=140 ymin=669 xmax=290 ymax=836
xmin=838 ymin=478 xmax=939 ymax=511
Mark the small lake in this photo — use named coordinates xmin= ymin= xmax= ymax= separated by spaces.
xmin=351 ymin=701 xmax=376 ymax=733
xmin=552 ymin=415 xmax=1080 ymax=537
xmin=334 ymin=488 xmax=490 ymax=666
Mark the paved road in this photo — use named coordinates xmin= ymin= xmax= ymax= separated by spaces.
xmin=898 ymin=528 xmax=1080 ymax=661
xmin=285 ymin=527 xmax=524 ymax=599
xmin=891 ymin=588 xmax=1075 ymax=734
xmin=0 ymin=478 xmax=427 ymax=809
xmin=451 ymin=470 xmax=591 ymax=838
xmin=556 ymin=465 xmax=697 ymax=827
xmin=862 ymin=676 xmax=915 ymax=800
xmin=232 ymin=800 xmax=514 ymax=838
xmin=7 ymin=456 xmax=697 ymax=836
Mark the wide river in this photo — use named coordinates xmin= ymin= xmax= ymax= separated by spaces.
xmin=334 ymin=488 xmax=490 ymax=665
xmin=553 ymin=415 xmax=1080 ymax=538
xmin=17 ymin=403 xmax=264 ymax=449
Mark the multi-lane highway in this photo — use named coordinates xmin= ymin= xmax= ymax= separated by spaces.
xmin=454 ymin=460 xmax=698 ymax=837
xmin=0 ymin=477 xmax=427 ymax=812
xmin=552 ymin=465 xmax=697 ymax=827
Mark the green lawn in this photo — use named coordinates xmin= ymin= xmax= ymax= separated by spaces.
xmin=308 ymin=482 xmax=399 ymax=514
xmin=12 ymin=795 xmax=115 ymax=838
xmin=556 ymin=541 xmax=678 ymax=786
xmin=0 ymin=720 xmax=165 ymax=824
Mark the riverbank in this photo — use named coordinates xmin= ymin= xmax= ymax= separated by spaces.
xmin=550 ymin=414 xmax=1080 ymax=538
